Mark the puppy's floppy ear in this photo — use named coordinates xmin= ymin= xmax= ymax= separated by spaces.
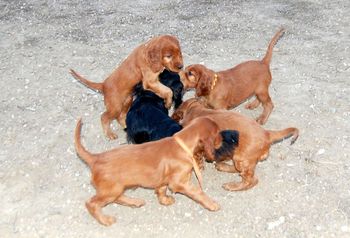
xmin=146 ymin=41 xmax=163 ymax=73
xmin=196 ymin=70 xmax=211 ymax=96
xmin=202 ymin=137 xmax=216 ymax=162
xmin=214 ymin=132 xmax=223 ymax=148
xmin=193 ymin=141 xmax=205 ymax=170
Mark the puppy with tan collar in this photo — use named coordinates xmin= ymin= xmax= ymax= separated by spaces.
xmin=180 ymin=28 xmax=285 ymax=124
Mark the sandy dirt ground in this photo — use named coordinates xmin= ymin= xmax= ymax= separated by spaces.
xmin=1 ymin=0 xmax=350 ymax=237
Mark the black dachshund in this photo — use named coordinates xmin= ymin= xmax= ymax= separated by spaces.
xmin=126 ymin=70 xmax=184 ymax=144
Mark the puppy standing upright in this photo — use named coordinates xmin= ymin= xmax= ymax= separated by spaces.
xmin=70 ymin=35 xmax=184 ymax=139
xmin=180 ymin=28 xmax=285 ymax=124
xmin=74 ymin=117 xmax=238 ymax=226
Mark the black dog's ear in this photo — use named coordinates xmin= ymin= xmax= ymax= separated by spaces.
xmin=214 ymin=130 xmax=239 ymax=162
xmin=201 ymin=136 xmax=216 ymax=162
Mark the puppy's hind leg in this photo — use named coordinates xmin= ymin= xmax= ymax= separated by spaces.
xmin=255 ymin=91 xmax=274 ymax=125
xmin=116 ymin=94 xmax=133 ymax=128
xmin=222 ymin=160 xmax=258 ymax=191
xmin=86 ymin=193 xmax=121 ymax=226
xmin=155 ymin=185 xmax=175 ymax=206
xmin=101 ymin=111 xmax=118 ymax=140
xmin=245 ymin=98 xmax=260 ymax=110
xmin=101 ymin=90 xmax=124 ymax=139
xmin=115 ymin=194 xmax=145 ymax=208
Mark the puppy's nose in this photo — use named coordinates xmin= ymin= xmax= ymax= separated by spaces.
xmin=177 ymin=64 xmax=184 ymax=70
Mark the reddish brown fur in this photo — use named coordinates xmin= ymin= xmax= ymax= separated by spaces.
xmin=179 ymin=28 xmax=285 ymax=124
xmin=172 ymin=98 xmax=298 ymax=191
xmin=74 ymin=117 xmax=224 ymax=226
xmin=70 ymin=35 xmax=184 ymax=139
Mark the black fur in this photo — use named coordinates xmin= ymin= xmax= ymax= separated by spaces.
xmin=126 ymin=70 xmax=184 ymax=144
xmin=214 ymin=130 xmax=239 ymax=162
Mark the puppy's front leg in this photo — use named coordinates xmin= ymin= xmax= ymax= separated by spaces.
xmin=170 ymin=171 xmax=219 ymax=211
xmin=142 ymin=70 xmax=173 ymax=108
xmin=114 ymin=194 xmax=145 ymax=208
xmin=215 ymin=162 xmax=239 ymax=173
xmin=177 ymin=183 xmax=220 ymax=211
xmin=155 ymin=185 xmax=175 ymax=206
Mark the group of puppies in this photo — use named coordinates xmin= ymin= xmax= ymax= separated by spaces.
xmin=71 ymin=28 xmax=299 ymax=226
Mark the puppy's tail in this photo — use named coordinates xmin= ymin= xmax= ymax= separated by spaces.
xmin=267 ymin=127 xmax=299 ymax=145
xmin=70 ymin=69 xmax=104 ymax=93
xmin=74 ymin=118 xmax=96 ymax=168
xmin=261 ymin=27 xmax=285 ymax=66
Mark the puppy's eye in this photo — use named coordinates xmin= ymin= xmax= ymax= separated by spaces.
xmin=188 ymin=71 xmax=192 ymax=76
xmin=165 ymin=55 xmax=172 ymax=59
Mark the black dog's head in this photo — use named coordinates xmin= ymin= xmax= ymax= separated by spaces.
xmin=133 ymin=69 xmax=184 ymax=109
xmin=213 ymin=130 xmax=239 ymax=162
xmin=159 ymin=69 xmax=184 ymax=109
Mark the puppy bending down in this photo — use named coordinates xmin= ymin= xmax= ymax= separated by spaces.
xmin=71 ymin=35 xmax=184 ymax=139
xmin=180 ymin=28 xmax=285 ymax=124
xmin=126 ymin=70 xmax=184 ymax=144
xmin=172 ymin=98 xmax=299 ymax=191
xmin=74 ymin=117 xmax=238 ymax=226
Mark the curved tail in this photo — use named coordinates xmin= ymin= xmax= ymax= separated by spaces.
xmin=74 ymin=118 xmax=96 ymax=168
xmin=261 ymin=28 xmax=285 ymax=65
xmin=70 ymin=69 xmax=104 ymax=93
xmin=267 ymin=127 xmax=299 ymax=145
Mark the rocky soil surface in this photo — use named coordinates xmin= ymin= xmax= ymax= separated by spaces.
xmin=1 ymin=0 xmax=349 ymax=237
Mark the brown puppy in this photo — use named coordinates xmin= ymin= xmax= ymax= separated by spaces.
xmin=71 ymin=35 xmax=184 ymax=139
xmin=172 ymin=98 xmax=298 ymax=191
xmin=180 ymin=28 xmax=285 ymax=124
xmin=74 ymin=117 xmax=223 ymax=226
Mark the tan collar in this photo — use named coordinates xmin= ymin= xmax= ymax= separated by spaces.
xmin=210 ymin=74 xmax=218 ymax=91
xmin=174 ymin=136 xmax=203 ymax=189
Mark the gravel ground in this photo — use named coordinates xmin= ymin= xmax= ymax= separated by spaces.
xmin=1 ymin=0 xmax=349 ymax=237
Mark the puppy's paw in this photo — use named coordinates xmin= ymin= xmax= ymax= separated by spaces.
xmin=215 ymin=163 xmax=238 ymax=173
xmin=245 ymin=104 xmax=253 ymax=110
xmin=165 ymin=99 xmax=172 ymax=109
xmin=105 ymin=130 xmax=118 ymax=140
xmin=222 ymin=182 xmax=245 ymax=191
xmin=207 ymin=201 xmax=220 ymax=211
xmin=99 ymin=215 xmax=116 ymax=226
xmin=159 ymin=195 xmax=175 ymax=206
xmin=215 ymin=163 xmax=227 ymax=172
xmin=132 ymin=199 xmax=146 ymax=208
xmin=222 ymin=179 xmax=257 ymax=191
xmin=255 ymin=116 xmax=265 ymax=125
